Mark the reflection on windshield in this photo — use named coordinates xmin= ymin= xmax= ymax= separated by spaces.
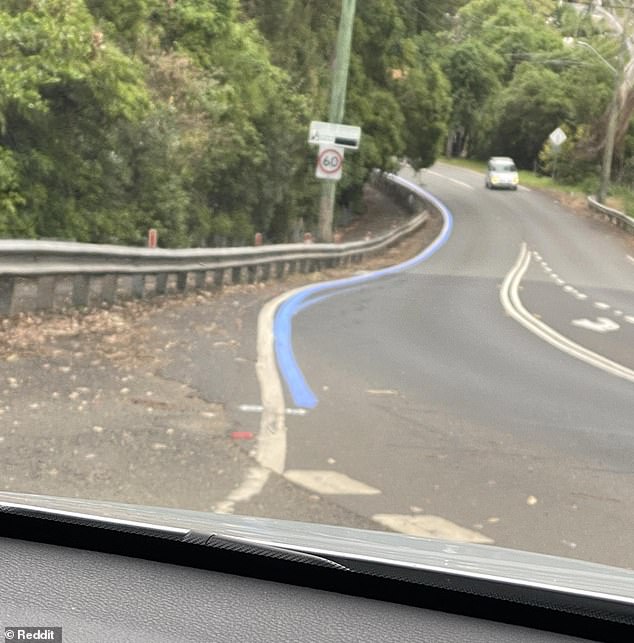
xmin=1 ymin=0 xmax=633 ymax=575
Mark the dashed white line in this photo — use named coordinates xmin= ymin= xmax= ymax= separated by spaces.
xmin=625 ymin=316 xmax=634 ymax=324
xmin=594 ymin=302 xmax=611 ymax=310
xmin=500 ymin=243 xmax=634 ymax=384
xmin=627 ymin=255 xmax=634 ymax=264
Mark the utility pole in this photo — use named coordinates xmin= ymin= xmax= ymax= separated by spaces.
xmin=598 ymin=45 xmax=625 ymax=203
xmin=318 ymin=0 xmax=357 ymax=242
xmin=598 ymin=8 xmax=630 ymax=204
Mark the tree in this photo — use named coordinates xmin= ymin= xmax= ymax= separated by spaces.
xmin=442 ymin=39 xmax=503 ymax=156
xmin=474 ymin=63 xmax=573 ymax=167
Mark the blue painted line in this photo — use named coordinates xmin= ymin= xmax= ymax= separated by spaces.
xmin=274 ymin=176 xmax=454 ymax=409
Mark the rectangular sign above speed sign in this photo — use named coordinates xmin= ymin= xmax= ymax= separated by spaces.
xmin=315 ymin=144 xmax=345 ymax=181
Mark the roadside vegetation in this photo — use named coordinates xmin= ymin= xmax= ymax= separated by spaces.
xmin=1 ymin=1 xmax=632 ymax=246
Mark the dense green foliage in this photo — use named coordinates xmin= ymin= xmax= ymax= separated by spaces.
xmin=1 ymin=0 xmax=630 ymax=245
xmin=0 ymin=0 xmax=456 ymax=245
xmin=442 ymin=0 xmax=631 ymax=190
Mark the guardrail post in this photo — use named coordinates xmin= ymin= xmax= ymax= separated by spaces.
xmin=247 ymin=265 xmax=257 ymax=284
xmin=155 ymin=273 xmax=168 ymax=295
xmin=36 ymin=276 xmax=56 ymax=311
xmin=261 ymin=263 xmax=271 ymax=281
xmin=72 ymin=275 xmax=90 ymax=308
xmin=299 ymin=259 xmax=308 ymax=274
xmin=132 ymin=274 xmax=145 ymax=298
xmin=213 ymin=269 xmax=225 ymax=290
xmin=275 ymin=261 xmax=286 ymax=279
xmin=288 ymin=261 xmax=297 ymax=275
xmin=102 ymin=274 xmax=117 ymax=305
xmin=0 ymin=277 xmax=15 ymax=316
xmin=231 ymin=267 xmax=242 ymax=284
xmin=195 ymin=271 xmax=206 ymax=289
xmin=176 ymin=272 xmax=187 ymax=292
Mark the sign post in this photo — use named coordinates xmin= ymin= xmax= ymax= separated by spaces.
xmin=317 ymin=0 xmax=357 ymax=242
xmin=548 ymin=127 xmax=567 ymax=181
xmin=147 ymin=228 xmax=158 ymax=249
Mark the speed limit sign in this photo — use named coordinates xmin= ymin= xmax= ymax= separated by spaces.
xmin=316 ymin=144 xmax=344 ymax=181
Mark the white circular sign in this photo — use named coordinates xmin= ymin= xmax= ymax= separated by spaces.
xmin=318 ymin=148 xmax=343 ymax=174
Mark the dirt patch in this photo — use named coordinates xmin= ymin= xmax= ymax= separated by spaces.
xmin=336 ymin=184 xmax=412 ymax=241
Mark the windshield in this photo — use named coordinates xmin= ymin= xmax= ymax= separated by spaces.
xmin=1 ymin=0 xmax=633 ymax=578
xmin=491 ymin=162 xmax=517 ymax=172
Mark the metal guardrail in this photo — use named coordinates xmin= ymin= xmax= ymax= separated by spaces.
xmin=587 ymin=195 xmax=634 ymax=235
xmin=0 ymin=172 xmax=432 ymax=316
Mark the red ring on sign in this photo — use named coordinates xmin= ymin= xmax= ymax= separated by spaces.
xmin=317 ymin=148 xmax=343 ymax=174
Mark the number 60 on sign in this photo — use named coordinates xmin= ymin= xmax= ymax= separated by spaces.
xmin=315 ymin=144 xmax=344 ymax=181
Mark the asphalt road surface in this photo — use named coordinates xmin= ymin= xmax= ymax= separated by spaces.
xmin=3 ymin=166 xmax=632 ymax=571
xmin=250 ymin=164 xmax=633 ymax=568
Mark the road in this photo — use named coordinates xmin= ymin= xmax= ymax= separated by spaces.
xmin=2 ymin=165 xmax=632 ymax=569
xmin=234 ymin=163 xmax=634 ymax=568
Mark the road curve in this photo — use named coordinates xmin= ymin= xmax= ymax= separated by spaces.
xmin=275 ymin=163 xmax=634 ymax=568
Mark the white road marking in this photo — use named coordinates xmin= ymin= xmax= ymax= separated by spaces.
xmin=213 ymin=285 xmax=308 ymax=513
xmin=239 ymin=404 xmax=264 ymax=413
xmin=425 ymin=169 xmax=474 ymax=190
xmin=239 ymin=404 xmax=308 ymax=416
xmin=627 ymin=255 xmax=634 ymax=264
xmin=625 ymin=316 xmax=634 ymax=324
xmin=372 ymin=514 xmax=494 ymax=544
xmin=572 ymin=318 xmax=620 ymax=333
xmin=575 ymin=293 xmax=588 ymax=300
xmin=213 ymin=467 xmax=271 ymax=514
xmin=285 ymin=470 xmax=381 ymax=495
xmin=500 ymin=243 xmax=634 ymax=384
xmin=449 ymin=177 xmax=474 ymax=190
xmin=366 ymin=389 xmax=399 ymax=396
xmin=555 ymin=278 xmax=566 ymax=286
xmin=286 ymin=408 xmax=308 ymax=416
xmin=594 ymin=302 xmax=611 ymax=310
xmin=614 ymin=310 xmax=623 ymax=317
xmin=436 ymin=161 xmax=529 ymax=191
xmin=563 ymin=286 xmax=576 ymax=293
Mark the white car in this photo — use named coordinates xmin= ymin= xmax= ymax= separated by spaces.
xmin=485 ymin=157 xmax=519 ymax=190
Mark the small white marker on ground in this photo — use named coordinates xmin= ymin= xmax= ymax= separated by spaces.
xmin=285 ymin=470 xmax=381 ymax=495
xmin=372 ymin=514 xmax=494 ymax=544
